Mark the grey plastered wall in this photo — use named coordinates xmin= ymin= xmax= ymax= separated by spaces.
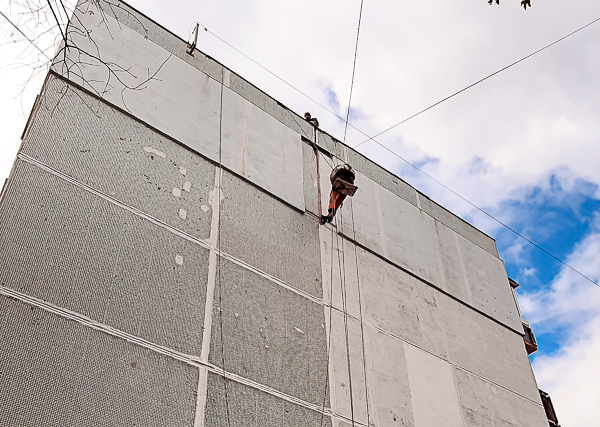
xmin=0 ymin=76 xmax=336 ymax=425
xmin=204 ymin=373 xmax=332 ymax=427
xmin=0 ymin=297 xmax=199 ymax=427
xmin=0 ymin=92 xmax=332 ymax=427
xmin=208 ymin=258 xmax=329 ymax=406
xmin=219 ymin=169 xmax=322 ymax=297
xmin=54 ymin=1 xmax=307 ymax=211
xmin=0 ymin=160 xmax=209 ymax=355
xmin=333 ymin=168 xmax=521 ymax=332
xmin=319 ymin=236 xmax=548 ymax=427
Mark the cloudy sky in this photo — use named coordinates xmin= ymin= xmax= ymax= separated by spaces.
xmin=1 ymin=0 xmax=600 ymax=424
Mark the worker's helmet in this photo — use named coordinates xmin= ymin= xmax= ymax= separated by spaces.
xmin=330 ymin=163 xmax=355 ymax=185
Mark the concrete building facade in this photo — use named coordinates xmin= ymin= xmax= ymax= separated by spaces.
xmin=0 ymin=1 xmax=550 ymax=426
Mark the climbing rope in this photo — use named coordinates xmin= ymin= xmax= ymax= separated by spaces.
xmin=336 ymin=204 xmax=357 ymax=427
xmin=216 ymin=66 xmax=232 ymax=427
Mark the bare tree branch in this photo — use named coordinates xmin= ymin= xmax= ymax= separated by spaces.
xmin=1 ymin=0 xmax=170 ymax=117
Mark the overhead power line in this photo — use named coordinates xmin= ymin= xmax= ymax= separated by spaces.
xmin=342 ymin=0 xmax=365 ymax=145
xmin=0 ymin=10 xmax=53 ymax=61
xmin=362 ymin=135 xmax=600 ymax=288
xmin=352 ymin=15 xmax=600 ymax=150
xmin=195 ymin=18 xmax=600 ymax=289
xmin=195 ymin=17 xmax=600 ymax=290
xmin=194 ymin=21 xmax=378 ymax=144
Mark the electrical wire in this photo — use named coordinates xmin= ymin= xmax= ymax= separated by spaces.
xmin=361 ymin=138 xmax=600 ymax=288
xmin=342 ymin=0 xmax=365 ymax=145
xmin=0 ymin=10 xmax=53 ymax=61
xmin=352 ymin=15 xmax=600 ymax=149
xmin=196 ymin=21 xmax=376 ymax=145
xmin=196 ymin=18 xmax=600 ymax=289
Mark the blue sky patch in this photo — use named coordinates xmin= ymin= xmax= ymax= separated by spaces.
xmin=493 ymin=174 xmax=600 ymax=356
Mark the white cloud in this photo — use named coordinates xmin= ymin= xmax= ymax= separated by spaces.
xmin=533 ymin=315 xmax=600 ymax=426
xmin=519 ymin=215 xmax=600 ymax=329
xmin=518 ymin=215 xmax=600 ymax=425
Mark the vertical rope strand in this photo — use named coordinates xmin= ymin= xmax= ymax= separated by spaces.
xmin=320 ymin=224 xmax=337 ymax=427
xmin=342 ymin=0 xmax=365 ymax=145
xmin=216 ymin=67 xmax=231 ymax=427
xmin=336 ymin=207 xmax=356 ymax=426
xmin=349 ymin=199 xmax=371 ymax=427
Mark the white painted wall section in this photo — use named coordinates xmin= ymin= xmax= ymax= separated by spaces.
xmin=335 ymin=169 xmax=521 ymax=331
xmin=52 ymin=5 xmax=222 ymax=163
xmin=435 ymin=221 xmax=474 ymax=306
xmin=220 ymin=87 xmax=305 ymax=210
xmin=458 ymin=234 xmax=521 ymax=330
xmin=439 ymin=296 xmax=541 ymax=402
xmin=340 ymin=171 xmax=442 ymax=287
xmin=363 ymin=327 xmax=414 ymax=427
xmin=454 ymin=369 xmax=548 ymax=427
xmin=319 ymin=225 xmax=361 ymax=319
xmin=328 ymin=311 xmax=369 ymax=426
xmin=404 ymin=344 xmax=464 ymax=427
xmin=357 ymin=247 xmax=448 ymax=359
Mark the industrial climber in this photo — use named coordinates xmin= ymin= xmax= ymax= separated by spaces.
xmin=304 ymin=112 xmax=319 ymax=127
xmin=321 ymin=163 xmax=358 ymax=224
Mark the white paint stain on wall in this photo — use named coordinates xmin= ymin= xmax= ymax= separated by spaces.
xmin=208 ymin=187 xmax=224 ymax=208
xmin=183 ymin=181 xmax=192 ymax=192
xmin=143 ymin=146 xmax=166 ymax=158
xmin=172 ymin=187 xmax=181 ymax=197
xmin=179 ymin=208 xmax=187 ymax=220
xmin=179 ymin=166 xmax=187 ymax=176
xmin=201 ymin=205 xmax=209 ymax=212
xmin=175 ymin=255 xmax=184 ymax=265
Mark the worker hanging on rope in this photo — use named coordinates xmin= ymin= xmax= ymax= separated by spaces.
xmin=321 ymin=163 xmax=358 ymax=224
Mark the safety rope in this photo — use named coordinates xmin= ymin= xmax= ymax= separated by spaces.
xmin=319 ymin=222 xmax=336 ymax=427
xmin=216 ymin=67 xmax=232 ymax=427
xmin=287 ymin=108 xmax=359 ymax=427
xmin=348 ymin=192 xmax=371 ymax=426
xmin=336 ymin=194 xmax=357 ymax=427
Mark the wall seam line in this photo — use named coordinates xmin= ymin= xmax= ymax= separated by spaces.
xmin=339 ymin=229 xmax=524 ymax=336
xmin=194 ymin=166 xmax=222 ymax=427
xmin=16 ymin=153 xmax=323 ymax=305
xmin=16 ymin=151 xmax=523 ymax=337
xmin=0 ymin=287 xmax=369 ymax=426
xmin=13 ymin=154 xmax=538 ymax=407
